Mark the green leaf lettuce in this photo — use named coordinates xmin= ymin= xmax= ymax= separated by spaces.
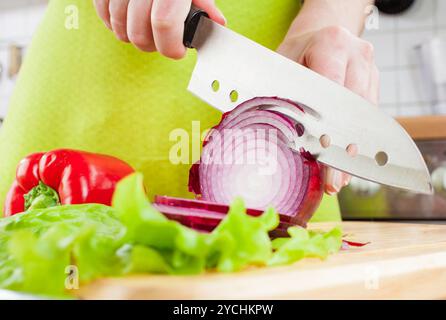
xmin=0 ymin=173 xmax=342 ymax=296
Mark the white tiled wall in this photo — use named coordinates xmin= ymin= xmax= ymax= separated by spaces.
xmin=363 ymin=0 xmax=446 ymax=117
xmin=0 ymin=0 xmax=47 ymax=121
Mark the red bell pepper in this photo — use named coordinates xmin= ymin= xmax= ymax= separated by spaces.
xmin=4 ymin=149 xmax=135 ymax=217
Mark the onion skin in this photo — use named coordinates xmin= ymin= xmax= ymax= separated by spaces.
xmin=189 ymin=97 xmax=324 ymax=227
xmin=290 ymin=151 xmax=325 ymax=226
xmin=188 ymin=163 xmax=201 ymax=196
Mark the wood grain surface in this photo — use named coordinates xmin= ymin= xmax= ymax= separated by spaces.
xmin=77 ymin=222 xmax=446 ymax=300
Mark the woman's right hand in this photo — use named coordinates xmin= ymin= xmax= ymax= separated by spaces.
xmin=94 ymin=0 xmax=226 ymax=59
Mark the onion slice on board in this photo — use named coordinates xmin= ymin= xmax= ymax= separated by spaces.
xmin=154 ymin=195 xmax=294 ymax=228
xmin=153 ymin=196 xmax=290 ymax=238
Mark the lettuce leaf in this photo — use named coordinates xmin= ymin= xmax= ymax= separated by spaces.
xmin=0 ymin=173 xmax=342 ymax=296
xmin=210 ymin=201 xmax=278 ymax=272
xmin=112 ymin=174 xmax=278 ymax=274
xmin=268 ymin=226 xmax=342 ymax=266
xmin=0 ymin=205 xmax=125 ymax=296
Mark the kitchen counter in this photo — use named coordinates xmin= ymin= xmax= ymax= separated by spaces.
xmin=397 ymin=115 xmax=446 ymax=140
xmin=78 ymin=221 xmax=446 ymax=300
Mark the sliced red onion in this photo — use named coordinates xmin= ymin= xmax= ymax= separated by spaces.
xmin=154 ymin=195 xmax=294 ymax=232
xmin=153 ymin=203 xmax=222 ymax=232
xmin=155 ymin=195 xmax=264 ymax=216
xmin=189 ymin=97 xmax=324 ymax=227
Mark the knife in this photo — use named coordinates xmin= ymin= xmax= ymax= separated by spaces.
xmin=183 ymin=7 xmax=433 ymax=195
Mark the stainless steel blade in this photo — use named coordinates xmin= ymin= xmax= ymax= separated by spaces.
xmin=188 ymin=17 xmax=432 ymax=194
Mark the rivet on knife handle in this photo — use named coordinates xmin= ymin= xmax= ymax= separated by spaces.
xmin=183 ymin=6 xmax=209 ymax=48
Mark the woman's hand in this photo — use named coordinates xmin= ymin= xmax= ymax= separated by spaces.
xmin=94 ymin=0 xmax=225 ymax=59
xmin=277 ymin=0 xmax=378 ymax=195
xmin=278 ymin=26 xmax=379 ymax=195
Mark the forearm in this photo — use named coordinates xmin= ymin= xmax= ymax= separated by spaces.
xmin=287 ymin=0 xmax=374 ymax=37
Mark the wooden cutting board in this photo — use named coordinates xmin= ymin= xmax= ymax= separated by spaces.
xmin=77 ymin=221 xmax=446 ymax=300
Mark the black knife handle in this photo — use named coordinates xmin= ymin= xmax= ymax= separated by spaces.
xmin=183 ymin=6 xmax=209 ymax=48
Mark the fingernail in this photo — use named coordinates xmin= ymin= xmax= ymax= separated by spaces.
xmin=333 ymin=170 xmax=343 ymax=192
xmin=116 ymin=34 xmax=130 ymax=43
xmin=104 ymin=20 xmax=112 ymax=30
xmin=326 ymin=169 xmax=343 ymax=194
xmin=217 ymin=8 xmax=227 ymax=25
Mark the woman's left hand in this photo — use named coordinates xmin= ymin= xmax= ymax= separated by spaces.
xmin=277 ymin=25 xmax=380 ymax=195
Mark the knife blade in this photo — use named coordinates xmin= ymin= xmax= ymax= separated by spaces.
xmin=184 ymin=9 xmax=432 ymax=194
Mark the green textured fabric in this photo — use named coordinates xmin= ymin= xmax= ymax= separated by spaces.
xmin=0 ymin=0 xmax=340 ymax=221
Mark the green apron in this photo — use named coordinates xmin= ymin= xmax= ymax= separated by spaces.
xmin=0 ymin=0 xmax=340 ymax=222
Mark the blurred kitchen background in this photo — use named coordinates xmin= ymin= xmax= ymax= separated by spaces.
xmin=0 ymin=0 xmax=46 ymax=122
xmin=363 ymin=0 xmax=446 ymax=117
xmin=0 ymin=0 xmax=444 ymax=218
xmin=342 ymin=0 xmax=446 ymax=220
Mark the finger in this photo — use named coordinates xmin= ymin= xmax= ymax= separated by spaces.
xmin=109 ymin=0 xmax=130 ymax=42
xmin=345 ymin=40 xmax=375 ymax=99
xmin=127 ymin=0 xmax=155 ymax=52
xmin=368 ymin=65 xmax=380 ymax=105
xmin=325 ymin=168 xmax=344 ymax=195
xmin=303 ymin=50 xmax=349 ymax=86
xmin=303 ymin=45 xmax=349 ymax=194
xmin=303 ymin=27 xmax=351 ymax=85
xmin=345 ymin=58 xmax=371 ymax=100
xmin=94 ymin=0 xmax=112 ymax=29
xmin=193 ymin=0 xmax=226 ymax=25
xmin=340 ymin=57 xmax=370 ymax=189
xmin=151 ymin=0 xmax=191 ymax=59
xmin=339 ymin=65 xmax=379 ymax=190
xmin=340 ymin=42 xmax=377 ymax=189
xmin=341 ymin=143 xmax=359 ymax=188
xmin=337 ymin=58 xmax=370 ymax=190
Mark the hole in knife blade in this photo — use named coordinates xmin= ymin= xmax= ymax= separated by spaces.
xmin=211 ymin=80 xmax=220 ymax=92
xmin=375 ymin=151 xmax=388 ymax=166
xmin=346 ymin=144 xmax=358 ymax=157
xmin=320 ymin=134 xmax=331 ymax=148
xmin=230 ymin=90 xmax=239 ymax=103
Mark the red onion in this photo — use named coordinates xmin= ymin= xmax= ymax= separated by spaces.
xmin=153 ymin=196 xmax=291 ymax=237
xmin=189 ymin=97 xmax=324 ymax=227
xmin=155 ymin=195 xmax=293 ymax=227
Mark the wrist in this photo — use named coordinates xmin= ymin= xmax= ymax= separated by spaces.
xmin=286 ymin=0 xmax=372 ymax=39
